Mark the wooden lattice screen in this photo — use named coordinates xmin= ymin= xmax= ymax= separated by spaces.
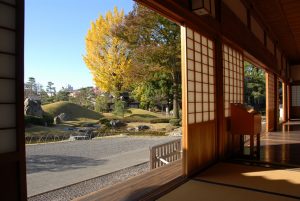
xmin=266 ymin=73 xmax=275 ymax=131
xmin=223 ymin=44 xmax=244 ymax=117
xmin=185 ymin=28 xmax=215 ymax=124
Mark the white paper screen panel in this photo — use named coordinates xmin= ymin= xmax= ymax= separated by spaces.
xmin=0 ymin=129 xmax=16 ymax=153
xmin=0 ymin=79 xmax=15 ymax=102
xmin=223 ymin=44 xmax=244 ymax=117
xmin=0 ymin=54 xmax=15 ymax=78
xmin=0 ymin=104 xmax=16 ymax=128
xmin=0 ymin=29 xmax=15 ymax=53
xmin=0 ymin=4 xmax=15 ymax=29
xmin=1 ymin=0 xmax=16 ymax=5
xmin=185 ymin=27 xmax=215 ymax=124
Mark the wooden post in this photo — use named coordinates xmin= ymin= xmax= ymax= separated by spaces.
xmin=215 ymin=38 xmax=225 ymax=158
xmin=282 ymin=82 xmax=287 ymax=122
xmin=287 ymin=84 xmax=291 ymax=120
xmin=180 ymin=26 xmax=188 ymax=176
xmin=274 ymin=75 xmax=278 ymax=131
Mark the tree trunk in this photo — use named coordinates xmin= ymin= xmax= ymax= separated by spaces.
xmin=172 ymin=70 xmax=180 ymax=119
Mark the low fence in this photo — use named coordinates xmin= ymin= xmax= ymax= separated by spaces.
xmin=25 ymin=134 xmax=70 ymax=144
xmin=150 ymin=139 xmax=182 ymax=170
xmin=25 ymin=130 xmax=167 ymax=144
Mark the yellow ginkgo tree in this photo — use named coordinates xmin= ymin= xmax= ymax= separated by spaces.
xmin=83 ymin=7 xmax=132 ymax=98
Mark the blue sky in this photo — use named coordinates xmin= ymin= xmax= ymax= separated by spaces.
xmin=25 ymin=0 xmax=134 ymax=90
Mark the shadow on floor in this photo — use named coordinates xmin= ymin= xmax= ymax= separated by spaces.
xmin=26 ymin=155 xmax=108 ymax=174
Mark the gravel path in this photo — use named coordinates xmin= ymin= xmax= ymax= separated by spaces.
xmin=28 ymin=162 xmax=150 ymax=201
xmin=26 ymin=136 xmax=180 ymax=197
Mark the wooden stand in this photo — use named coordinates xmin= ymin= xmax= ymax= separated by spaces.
xmin=231 ymin=103 xmax=261 ymax=159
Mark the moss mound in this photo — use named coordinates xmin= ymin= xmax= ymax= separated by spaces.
xmin=42 ymin=101 xmax=102 ymax=121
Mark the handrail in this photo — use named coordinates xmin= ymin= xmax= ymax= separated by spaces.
xmin=150 ymin=139 xmax=181 ymax=169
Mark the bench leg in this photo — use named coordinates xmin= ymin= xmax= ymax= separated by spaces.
xmin=256 ymin=133 xmax=260 ymax=159
xmin=240 ymin=135 xmax=244 ymax=155
xmin=250 ymin=135 xmax=254 ymax=158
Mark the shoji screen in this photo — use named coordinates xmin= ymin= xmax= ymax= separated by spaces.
xmin=0 ymin=0 xmax=25 ymax=200
xmin=290 ymin=85 xmax=300 ymax=118
xmin=291 ymin=85 xmax=300 ymax=107
xmin=186 ymin=28 xmax=215 ymax=124
xmin=182 ymin=26 xmax=217 ymax=175
xmin=223 ymin=44 xmax=244 ymax=117
xmin=0 ymin=1 xmax=17 ymax=153
xmin=266 ymin=73 xmax=275 ymax=131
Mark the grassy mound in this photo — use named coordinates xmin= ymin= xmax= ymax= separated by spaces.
xmin=102 ymin=108 xmax=170 ymax=123
xmin=127 ymin=108 xmax=167 ymax=118
xmin=42 ymin=101 xmax=102 ymax=121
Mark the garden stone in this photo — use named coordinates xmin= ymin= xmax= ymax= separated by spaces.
xmin=167 ymin=127 xmax=182 ymax=136
xmin=110 ymin=120 xmax=126 ymax=128
xmin=58 ymin=113 xmax=68 ymax=121
xmin=54 ymin=116 xmax=61 ymax=124
xmin=127 ymin=127 xmax=136 ymax=132
xmin=24 ymin=98 xmax=43 ymax=118
xmin=135 ymin=125 xmax=150 ymax=131
xmin=81 ymin=123 xmax=95 ymax=127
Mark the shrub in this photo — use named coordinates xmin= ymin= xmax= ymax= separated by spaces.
xmin=42 ymin=112 xmax=54 ymax=126
xmin=113 ymin=100 xmax=126 ymax=117
xmin=150 ymin=118 xmax=170 ymax=123
xmin=99 ymin=117 xmax=109 ymax=124
xmin=99 ymin=117 xmax=111 ymax=127
xmin=25 ymin=112 xmax=54 ymax=127
xmin=25 ymin=115 xmax=44 ymax=126
xmin=169 ymin=118 xmax=181 ymax=126
xmin=95 ymin=95 xmax=110 ymax=112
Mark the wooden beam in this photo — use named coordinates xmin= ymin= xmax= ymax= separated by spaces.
xmin=16 ymin=0 xmax=27 ymax=199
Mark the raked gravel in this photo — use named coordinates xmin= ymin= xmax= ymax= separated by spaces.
xmin=28 ymin=162 xmax=150 ymax=201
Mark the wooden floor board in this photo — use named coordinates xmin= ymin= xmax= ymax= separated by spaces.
xmin=74 ymin=160 xmax=183 ymax=201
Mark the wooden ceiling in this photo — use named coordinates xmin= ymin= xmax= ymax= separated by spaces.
xmin=250 ymin=0 xmax=300 ymax=64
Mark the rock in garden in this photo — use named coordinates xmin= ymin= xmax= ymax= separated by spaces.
xmin=167 ymin=127 xmax=182 ymax=136
xmin=127 ymin=127 xmax=136 ymax=132
xmin=58 ymin=113 xmax=68 ymax=121
xmin=135 ymin=125 xmax=150 ymax=131
xmin=81 ymin=122 xmax=95 ymax=127
xmin=54 ymin=116 xmax=61 ymax=124
xmin=110 ymin=120 xmax=126 ymax=128
xmin=24 ymin=98 xmax=43 ymax=118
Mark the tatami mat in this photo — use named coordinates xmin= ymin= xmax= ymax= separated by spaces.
xmin=158 ymin=162 xmax=300 ymax=201
xmin=194 ymin=162 xmax=300 ymax=198
xmin=157 ymin=180 xmax=299 ymax=201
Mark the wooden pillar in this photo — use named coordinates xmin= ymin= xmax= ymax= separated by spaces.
xmin=215 ymin=39 xmax=225 ymax=158
xmin=287 ymin=84 xmax=291 ymax=120
xmin=282 ymin=82 xmax=287 ymax=122
xmin=181 ymin=26 xmax=188 ymax=176
xmin=274 ymin=75 xmax=278 ymax=130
